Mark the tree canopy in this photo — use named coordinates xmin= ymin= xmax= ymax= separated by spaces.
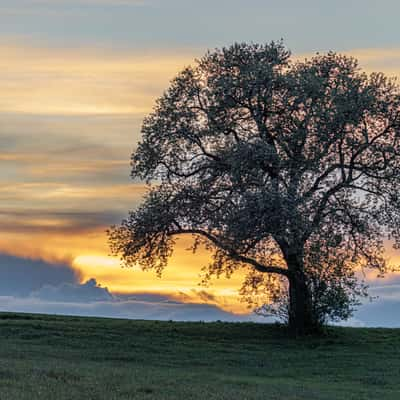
xmin=109 ymin=42 xmax=400 ymax=335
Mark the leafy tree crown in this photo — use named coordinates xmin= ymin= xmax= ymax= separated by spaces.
xmin=109 ymin=42 xmax=400 ymax=322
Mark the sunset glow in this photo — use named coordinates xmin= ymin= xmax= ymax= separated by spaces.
xmin=1 ymin=0 xmax=400 ymax=325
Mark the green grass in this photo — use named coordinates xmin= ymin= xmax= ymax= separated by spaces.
xmin=0 ymin=313 xmax=399 ymax=399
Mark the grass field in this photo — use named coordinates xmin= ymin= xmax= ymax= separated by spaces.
xmin=0 ymin=312 xmax=399 ymax=399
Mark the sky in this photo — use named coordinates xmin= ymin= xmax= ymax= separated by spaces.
xmin=1 ymin=0 xmax=400 ymax=326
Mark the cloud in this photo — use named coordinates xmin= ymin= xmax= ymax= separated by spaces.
xmin=347 ymin=48 xmax=400 ymax=76
xmin=1 ymin=273 xmax=399 ymax=326
xmin=0 ymin=184 xmax=146 ymax=223
xmin=0 ymin=253 xmax=257 ymax=322
xmin=32 ymin=278 xmax=114 ymax=302
xmin=0 ymin=252 xmax=253 ymax=321
xmin=369 ymin=283 xmax=400 ymax=302
xmin=0 ymin=42 xmax=195 ymax=116
xmin=0 ymin=43 xmax=397 ymax=118
xmin=297 ymin=48 xmax=400 ymax=79
xmin=0 ymin=253 xmax=399 ymax=326
xmin=0 ymin=209 xmax=124 ymax=234
xmin=0 ymin=253 xmax=79 ymax=296
xmin=0 ymin=256 xmax=264 ymax=322
xmin=0 ymin=44 xmax=191 ymax=256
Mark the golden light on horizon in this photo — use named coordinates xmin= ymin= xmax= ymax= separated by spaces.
xmin=70 ymin=236 xmax=251 ymax=313
xmin=0 ymin=223 xmax=251 ymax=313
xmin=1 ymin=40 xmax=400 ymax=316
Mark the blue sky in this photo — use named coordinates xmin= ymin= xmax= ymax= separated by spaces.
xmin=2 ymin=0 xmax=400 ymax=52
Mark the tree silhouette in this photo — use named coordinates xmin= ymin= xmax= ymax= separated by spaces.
xmin=109 ymin=42 xmax=400 ymax=335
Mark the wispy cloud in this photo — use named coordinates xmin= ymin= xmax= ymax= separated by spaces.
xmin=0 ymin=42 xmax=195 ymax=116
xmin=298 ymin=48 xmax=400 ymax=78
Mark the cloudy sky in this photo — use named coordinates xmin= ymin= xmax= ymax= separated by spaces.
xmin=1 ymin=0 xmax=400 ymax=326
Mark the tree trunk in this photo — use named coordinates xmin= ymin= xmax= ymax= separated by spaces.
xmin=288 ymin=272 xmax=314 ymax=335
xmin=286 ymin=254 xmax=314 ymax=336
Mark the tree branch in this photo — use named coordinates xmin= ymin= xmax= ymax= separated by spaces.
xmin=168 ymin=228 xmax=289 ymax=277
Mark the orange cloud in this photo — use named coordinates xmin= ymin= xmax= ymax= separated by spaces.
xmin=0 ymin=42 xmax=398 ymax=118
xmin=0 ymin=42 xmax=196 ymax=116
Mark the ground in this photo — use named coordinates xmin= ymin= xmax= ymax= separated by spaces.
xmin=0 ymin=312 xmax=399 ymax=399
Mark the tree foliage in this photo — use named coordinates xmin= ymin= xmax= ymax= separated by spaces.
xmin=109 ymin=42 xmax=400 ymax=334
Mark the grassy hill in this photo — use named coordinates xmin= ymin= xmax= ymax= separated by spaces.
xmin=0 ymin=313 xmax=399 ymax=399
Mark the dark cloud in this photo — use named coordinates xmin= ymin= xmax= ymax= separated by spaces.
xmin=0 ymin=209 xmax=125 ymax=233
xmin=0 ymin=253 xmax=79 ymax=297
xmin=0 ymin=133 xmax=18 ymax=149
xmin=0 ymin=113 xmax=141 ymax=155
xmin=195 ymin=290 xmax=217 ymax=303
xmin=0 ymin=113 xmax=140 ymax=189
xmin=116 ymin=292 xmax=184 ymax=304
xmin=32 ymin=278 xmax=114 ymax=302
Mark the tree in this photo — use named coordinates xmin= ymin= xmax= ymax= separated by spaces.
xmin=108 ymin=42 xmax=400 ymax=335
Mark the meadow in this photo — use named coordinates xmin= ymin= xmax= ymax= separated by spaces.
xmin=0 ymin=312 xmax=399 ymax=399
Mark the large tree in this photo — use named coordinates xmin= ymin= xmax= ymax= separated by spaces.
xmin=109 ymin=42 xmax=400 ymax=335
